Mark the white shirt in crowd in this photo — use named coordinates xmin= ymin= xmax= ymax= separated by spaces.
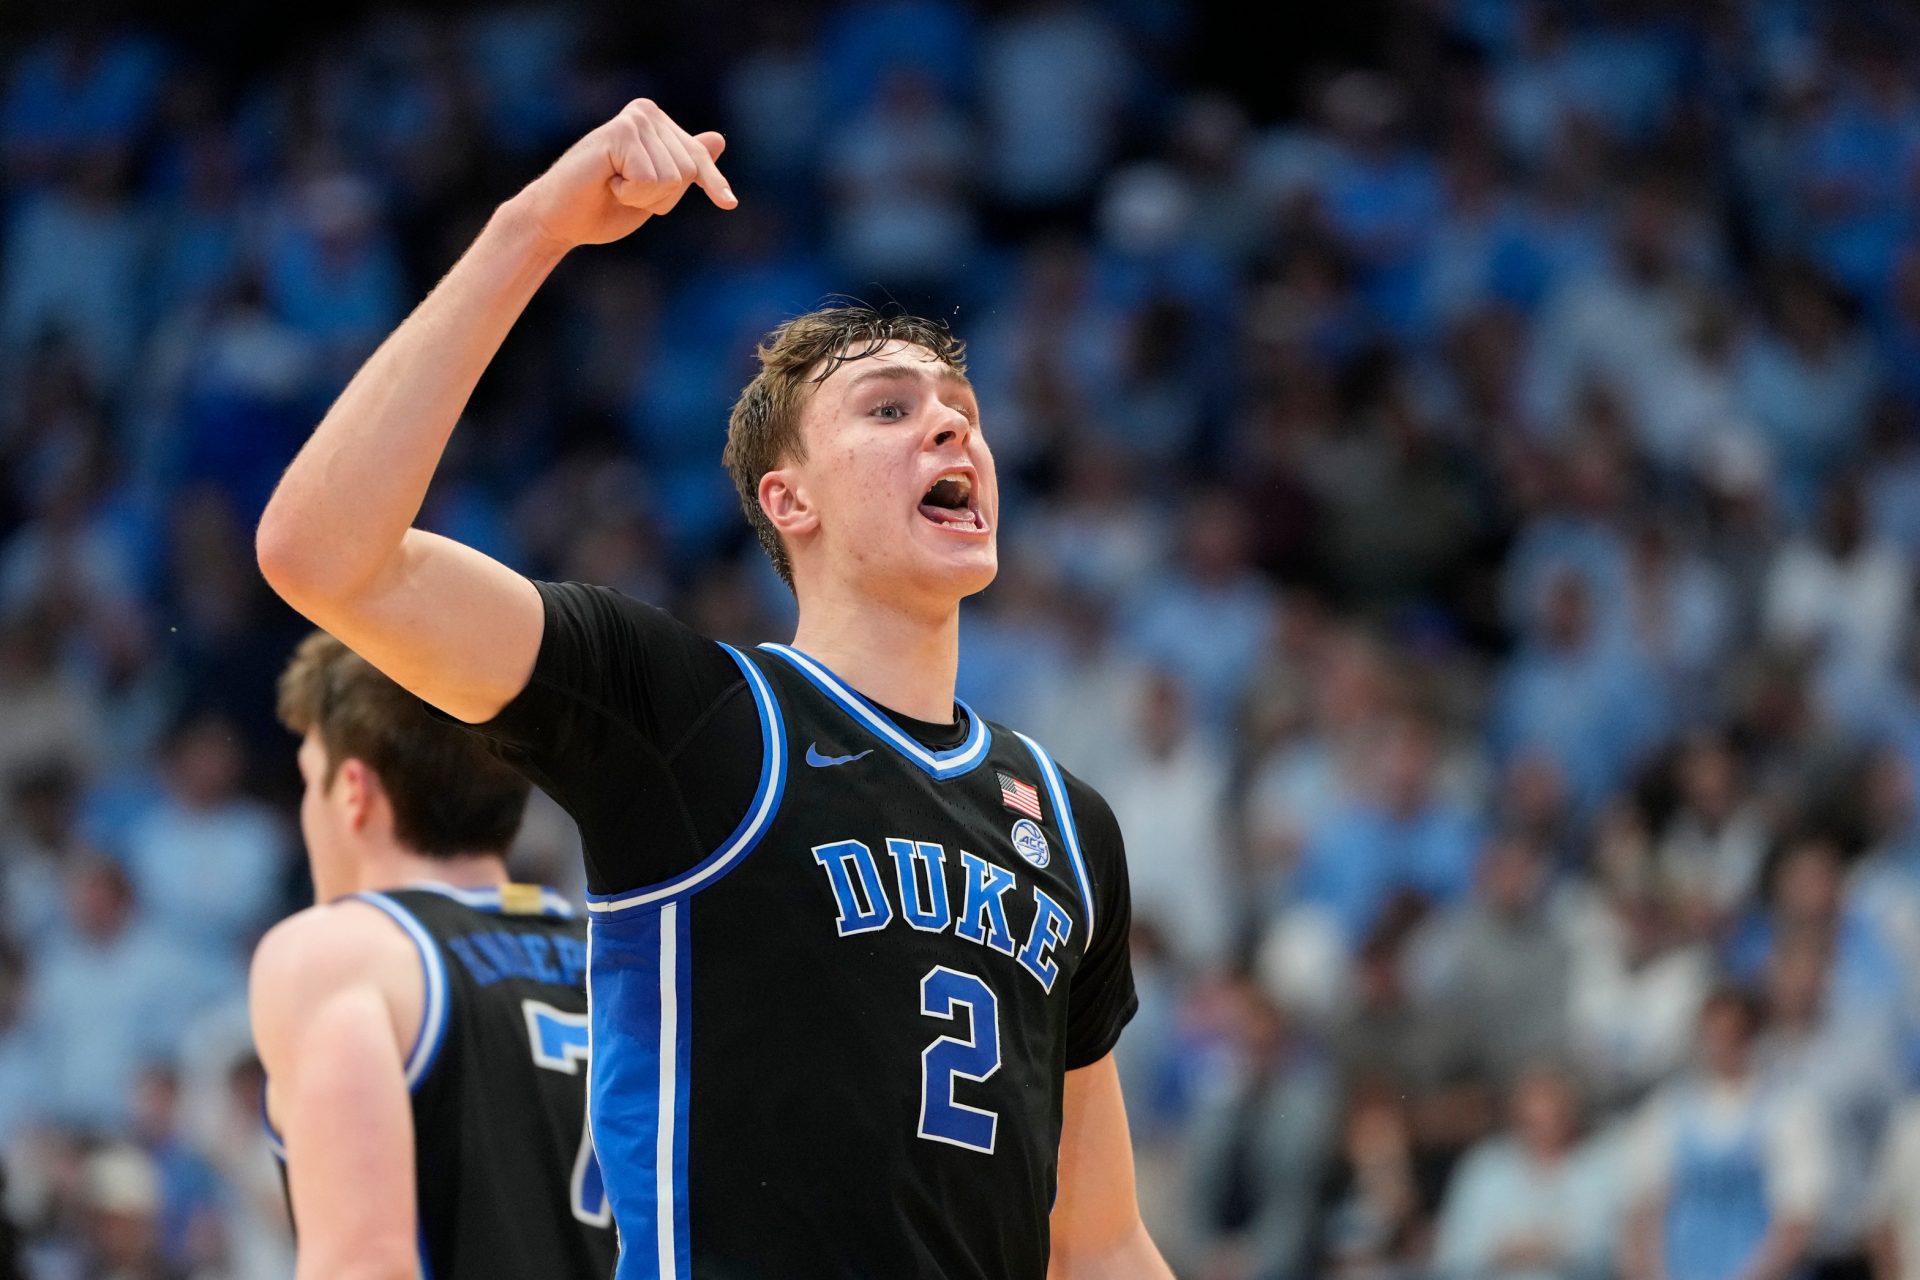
xmin=1104 ymin=733 xmax=1234 ymax=972
xmin=1764 ymin=536 xmax=1911 ymax=677
xmin=1871 ymin=1099 xmax=1920 ymax=1280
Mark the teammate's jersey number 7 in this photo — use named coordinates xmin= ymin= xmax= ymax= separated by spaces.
xmin=523 ymin=1000 xmax=612 ymax=1226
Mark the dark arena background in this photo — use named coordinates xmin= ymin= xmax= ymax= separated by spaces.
xmin=4 ymin=0 xmax=1920 ymax=1276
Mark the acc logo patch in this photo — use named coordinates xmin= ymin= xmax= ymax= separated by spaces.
xmin=1010 ymin=818 xmax=1050 ymax=868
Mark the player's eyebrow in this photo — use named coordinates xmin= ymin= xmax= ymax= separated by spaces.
xmin=841 ymin=363 xmax=975 ymax=396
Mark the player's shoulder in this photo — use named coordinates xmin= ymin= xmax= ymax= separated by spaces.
xmin=534 ymin=579 xmax=745 ymax=701
xmin=250 ymin=898 xmax=422 ymax=1011
xmin=536 ymin=578 xmax=715 ymax=650
xmin=1055 ymin=761 xmax=1122 ymax=854
xmin=987 ymin=720 xmax=1122 ymax=854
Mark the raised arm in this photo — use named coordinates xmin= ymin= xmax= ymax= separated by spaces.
xmin=255 ymin=100 xmax=735 ymax=722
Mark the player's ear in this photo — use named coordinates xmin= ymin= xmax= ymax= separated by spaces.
xmin=759 ymin=468 xmax=818 ymax=540
xmin=334 ymin=757 xmax=378 ymax=832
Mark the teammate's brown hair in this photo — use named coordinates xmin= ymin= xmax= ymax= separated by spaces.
xmin=276 ymin=631 xmax=530 ymax=858
xmin=723 ymin=304 xmax=968 ymax=587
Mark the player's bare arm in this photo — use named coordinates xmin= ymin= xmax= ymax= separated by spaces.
xmin=1048 ymin=1054 xmax=1174 ymax=1280
xmin=255 ymin=100 xmax=735 ymax=723
xmin=250 ymin=903 xmax=427 ymax=1280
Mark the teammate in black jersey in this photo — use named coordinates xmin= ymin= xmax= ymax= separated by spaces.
xmin=250 ymin=632 xmax=616 ymax=1278
xmin=256 ymin=98 xmax=1173 ymax=1278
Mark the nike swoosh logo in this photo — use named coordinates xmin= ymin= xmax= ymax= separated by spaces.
xmin=806 ymin=744 xmax=874 ymax=768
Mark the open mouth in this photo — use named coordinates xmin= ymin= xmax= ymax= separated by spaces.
xmin=918 ymin=470 xmax=987 ymax=533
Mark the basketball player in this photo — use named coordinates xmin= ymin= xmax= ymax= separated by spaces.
xmin=255 ymin=99 xmax=1172 ymax=1277
xmin=250 ymin=631 xmax=616 ymax=1278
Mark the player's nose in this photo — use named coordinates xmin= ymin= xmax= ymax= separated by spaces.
xmin=924 ymin=401 xmax=973 ymax=452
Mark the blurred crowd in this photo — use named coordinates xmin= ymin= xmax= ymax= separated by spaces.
xmin=8 ymin=0 xmax=1920 ymax=1276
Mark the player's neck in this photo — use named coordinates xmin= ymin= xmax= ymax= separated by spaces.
xmin=358 ymin=848 xmax=512 ymax=896
xmin=789 ymin=594 xmax=960 ymax=725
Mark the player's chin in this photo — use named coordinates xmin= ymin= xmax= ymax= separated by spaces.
xmin=909 ymin=524 xmax=997 ymax=592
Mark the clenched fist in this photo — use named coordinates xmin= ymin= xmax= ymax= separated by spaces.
xmin=516 ymin=99 xmax=736 ymax=250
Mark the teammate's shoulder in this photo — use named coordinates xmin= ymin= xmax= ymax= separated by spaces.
xmin=250 ymin=898 xmax=420 ymax=997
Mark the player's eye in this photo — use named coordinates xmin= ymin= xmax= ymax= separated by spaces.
xmin=871 ymin=399 xmax=908 ymax=422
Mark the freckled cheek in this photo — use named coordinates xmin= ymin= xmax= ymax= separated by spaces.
xmin=834 ymin=450 xmax=908 ymax=512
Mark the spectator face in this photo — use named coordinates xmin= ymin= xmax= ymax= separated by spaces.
xmin=68 ymin=861 xmax=133 ymax=944
xmin=1500 ymin=752 xmax=1568 ymax=838
xmin=1181 ymin=498 xmax=1253 ymax=583
xmin=1136 ymin=674 xmax=1189 ymax=757
xmin=1566 ymin=440 xmax=1625 ymax=517
xmin=784 ymin=342 xmax=999 ymax=608
xmin=1766 ymin=935 xmax=1830 ymax=1027
xmin=1375 ymin=718 xmax=1438 ymax=815
xmin=1697 ymin=995 xmax=1756 ymax=1080
xmin=1479 ymin=838 xmax=1545 ymax=914
xmin=1774 ymin=841 xmax=1842 ymax=925
xmin=1619 ymin=188 xmax=1682 ymax=284
xmin=1223 ymin=977 xmax=1291 ymax=1060
xmin=1357 ymin=943 xmax=1405 ymax=1008
xmin=167 ymin=715 xmax=243 ymax=809
xmin=1678 ymin=739 xmax=1740 ymax=822
xmin=1510 ymin=1069 xmax=1579 ymax=1158
xmin=1342 ymin=1089 xmax=1413 ymax=1164
xmin=132 ymin=1067 xmax=180 ymax=1145
xmin=1541 ymin=574 xmax=1593 ymax=653
xmin=1313 ymin=634 xmax=1387 ymax=733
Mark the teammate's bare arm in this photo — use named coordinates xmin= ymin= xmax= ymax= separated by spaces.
xmin=1047 ymin=1054 xmax=1174 ymax=1280
xmin=249 ymin=904 xmax=427 ymax=1280
xmin=255 ymin=101 xmax=735 ymax=723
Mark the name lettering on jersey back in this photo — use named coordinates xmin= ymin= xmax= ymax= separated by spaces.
xmin=811 ymin=838 xmax=1072 ymax=992
xmin=447 ymin=929 xmax=588 ymax=989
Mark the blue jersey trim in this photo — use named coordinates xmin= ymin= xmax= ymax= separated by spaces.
xmin=758 ymin=643 xmax=991 ymax=780
xmin=1012 ymin=733 xmax=1096 ymax=947
xmin=589 ymin=902 xmax=692 ymax=1278
xmin=260 ymin=1082 xmax=287 ymax=1162
xmin=351 ymin=891 xmax=452 ymax=1088
xmin=407 ymin=880 xmax=577 ymax=918
xmin=585 ymin=644 xmax=786 ymax=913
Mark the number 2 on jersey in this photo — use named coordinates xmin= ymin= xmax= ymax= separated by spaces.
xmin=523 ymin=1000 xmax=612 ymax=1226
xmin=917 ymin=967 xmax=1001 ymax=1154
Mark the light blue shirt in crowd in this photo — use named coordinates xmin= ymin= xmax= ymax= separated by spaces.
xmin=1434 ymin=1133 xmax=1625 ymax=1280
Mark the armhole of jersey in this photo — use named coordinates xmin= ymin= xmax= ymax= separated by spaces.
xmin=1013 ymin=732 xmax=1097 ymax=947
xmin=584 ymin=641 xmax=787 ymax=915
xmin=349 ymin=891 xmax=452 ymax=1091
xmin=261 ymin=1080 xmax=287 ymax=1162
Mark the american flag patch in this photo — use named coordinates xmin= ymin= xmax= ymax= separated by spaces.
xmin=998 ymin=772 xmax=1043 ymax=820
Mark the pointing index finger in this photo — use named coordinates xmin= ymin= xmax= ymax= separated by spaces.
xmin=668 ymin=117 xmax=736 ymax=209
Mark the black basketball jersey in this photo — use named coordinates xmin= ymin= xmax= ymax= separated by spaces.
xmin=266 ymin=882 xmax=618 ymax=1279
xmin=582 ymin=642 xmax=1134 ymax=1280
